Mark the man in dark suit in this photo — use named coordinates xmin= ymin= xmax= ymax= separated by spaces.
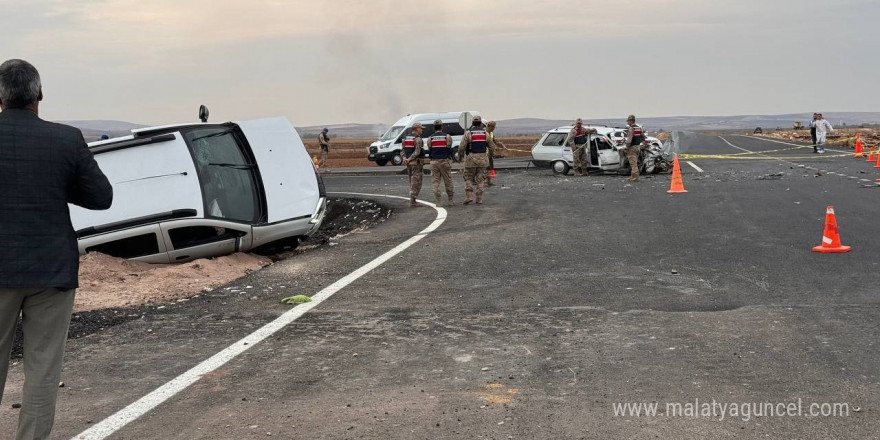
xmin=0 ymin=59 xmax=113 ymax=440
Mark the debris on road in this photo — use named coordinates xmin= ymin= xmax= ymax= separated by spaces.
xmin=280 ymin=295 xmax=312 ymax=305
xmin=757 ymin=172 xmax=784 ymax=180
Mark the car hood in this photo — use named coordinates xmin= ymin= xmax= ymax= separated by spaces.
xmin=237 ymin=117 xmax=319 ymax=223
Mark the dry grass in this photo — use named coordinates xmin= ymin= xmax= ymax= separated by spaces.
xmin=758 ymin=128 xmax=880 ymax=148
xmin=303 ymin=137 xmax=539 ymax=168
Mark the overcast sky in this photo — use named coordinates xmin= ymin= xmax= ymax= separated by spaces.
xmin=3 ymin=0 xmax=879 ymax=127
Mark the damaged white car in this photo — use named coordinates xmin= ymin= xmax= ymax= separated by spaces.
xmin=69 ymin=111 xmax=327 ymax=263
xmin=530 ymin=126 xmax=671 ymax=175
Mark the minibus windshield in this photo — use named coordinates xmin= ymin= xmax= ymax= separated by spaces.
xmin=379 ymin=126 xmax=405 ymax=142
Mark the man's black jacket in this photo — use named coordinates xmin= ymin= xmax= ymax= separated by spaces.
xmin=0 ymin=109 xmax=113 ymax=289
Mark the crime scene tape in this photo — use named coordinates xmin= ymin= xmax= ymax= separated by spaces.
xmin=680 ymin=153 xmax=851 ymax=160
xmin=681 ymin=143 xmax=851 ymax=160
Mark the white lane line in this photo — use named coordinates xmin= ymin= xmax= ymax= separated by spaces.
xmin=71 ymin=193 xmax=446 ymax=440
xmin=718 ymin=136 xmax=755 ymax=154
xmin=686 ymin=161 xmax=704 ymax=173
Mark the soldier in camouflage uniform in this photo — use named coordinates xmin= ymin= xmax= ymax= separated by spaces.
xmin=403 ymin=122 xmax=424 ymax=206
xmin=567 ymin=119 xmax=596 ymax=175
xmin=486 ymin=121 xmax=506 ymax=186
xmin=428 ymin=119 xmax=454 ymax=206
xmin=624 ymin=115 xmax=644 ymax=182
xmin=459 ymin=115 xmax=490 ymax=204
xmin=318 ymin=128 xmax=330 ymax=169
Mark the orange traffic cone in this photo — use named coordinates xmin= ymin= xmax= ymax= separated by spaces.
xmin=313 ymin=155 xmax=320 ymax=172
xmin=854 ymin=134 xmax=864 ymax=158
xmin=875 ymin=148 xmax=880 ymax=168
xmin=867 ymin=147 xmax=876 ymax=162
xmin=667 ymin=154 xmax=688 ymax=194
xmin=812 ymin=206 xmax=851 ymax=253
xmin=489 ymin=169 xmax=497 ymax=178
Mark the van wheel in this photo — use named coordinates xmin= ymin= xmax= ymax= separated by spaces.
xmin=391 ymin=153 xmax=403 ymax=166
xmin=375 ymin=159 xmax=388 ymax=166
xmin=552 ymin=160 xmax=570 ymax=175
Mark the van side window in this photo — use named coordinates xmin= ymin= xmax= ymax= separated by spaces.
xmin=85 ymin=233 xmax=160 ymax=258
xmin=168 ymin=226 xmax=246 ymax=250
xmin=443 ymin=123 xmax=465 ymax=136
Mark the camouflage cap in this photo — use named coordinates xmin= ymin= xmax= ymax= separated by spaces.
xmin=472 ymin=115 xmax=482 ymax=123
xmin=487 ymin=121 xmax=496 ymax=126
xmin=434 ymin=119 xmax=442 ymax=125
xmin=627 ymin=114 xmax=636 ymax=121
xmin=412 ymin=122 xmax=423 ymax=129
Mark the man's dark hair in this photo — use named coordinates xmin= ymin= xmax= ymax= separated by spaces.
xmin=0 ymin=59 xmax=42 ymax=109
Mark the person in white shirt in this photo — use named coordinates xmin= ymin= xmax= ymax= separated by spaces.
xmin=808 ymin=113 xmax=818 ymax=152
xmin=814 ymin=113 xmax=834 ymax=154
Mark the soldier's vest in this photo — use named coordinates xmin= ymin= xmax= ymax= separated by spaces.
xmin=429 ymin=132 xmax=451 ymax=159
xmin=468 ymin=128 xmax=488 ymax=154
xmin=630 ymin=125 xmax=645 ymax=146
xmin=403 ymin=135 xmax=418 ymax=159
xmin=574 ymin=127 xmax=588 ymax=145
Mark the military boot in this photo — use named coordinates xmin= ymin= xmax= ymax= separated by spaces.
xmin=475 ymin=193 xmax=483 ymax=205
xmin=447 ymin=195 xmax=455 ymax=207
xmin=463 ymin=191 xmax=474 ymax=205
xmin=410 ymin=197 xmax=418 ymax=207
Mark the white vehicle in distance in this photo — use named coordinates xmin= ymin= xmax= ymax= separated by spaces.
xmin=530 ymin=125 xmax=641 ymax=175
xmin=368 ymin=111 xmax=480 ymax=166
xmin=69 ymin=108 xmax=327 ymax=263
xmin=605 ymin=127 xmax=662 ymax=148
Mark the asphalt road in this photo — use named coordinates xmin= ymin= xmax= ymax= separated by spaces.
xmin=3 ymin=133 xmax=880 ymax=439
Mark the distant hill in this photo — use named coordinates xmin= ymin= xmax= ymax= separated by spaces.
xmin=301 ymin=112 xmax=880 ymax=138
xmin=61 ymin=113 xmax=880 ymax=141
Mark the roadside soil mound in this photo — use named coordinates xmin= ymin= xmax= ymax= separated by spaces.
xmin=73 ymin=198 xmax=391 ymax=312
xmin=75 ymin=252 xmax=271 ymax=312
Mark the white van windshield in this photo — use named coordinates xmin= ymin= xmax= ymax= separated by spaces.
xmin=184 ymin=127 xmax=259 ymax=223
xmin=379 ymin=126 xmax=405 ymax=142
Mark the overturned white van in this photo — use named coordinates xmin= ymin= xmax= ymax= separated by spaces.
xmin=367 ymin=111 xmax=480 ymax=166
xmin=69 ymin=116 xmax=327 ymax=263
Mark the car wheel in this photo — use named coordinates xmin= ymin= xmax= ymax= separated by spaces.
xmin=391 ymin=153 xmax=403 ymax=166
xmin=375 ymin=159 xmax=388 ymax=166
xmin=552 ymin=160 xmax=570 ymax=175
